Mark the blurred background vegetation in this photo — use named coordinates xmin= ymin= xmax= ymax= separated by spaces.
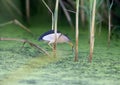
xmin=0 ymin=0 xmax=120 ymax=39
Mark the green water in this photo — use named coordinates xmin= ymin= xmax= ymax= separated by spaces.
xmin=0 ymin=23 xmax=120 ymax=85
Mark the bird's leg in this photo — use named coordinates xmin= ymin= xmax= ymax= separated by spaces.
xmin=48 ymin=42 xmax=54 ymax=50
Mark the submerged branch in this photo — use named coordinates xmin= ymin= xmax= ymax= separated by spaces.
xmin=0 ymin=37 xmax=49 ymax=56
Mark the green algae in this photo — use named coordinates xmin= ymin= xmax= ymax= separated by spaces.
xmin=0 ymin=24 xmax=120 ymax=85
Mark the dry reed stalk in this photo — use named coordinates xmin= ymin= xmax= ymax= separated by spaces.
xmin=42 ymin=0 xmax=54 ymax=30
xmin=108 ymin=0 xmax=113 ymax=47
xmin=80 ymin=0 xmax=85 ymax=26
xmin=53 ymin=0 xmax=59 ymax=57
xmin=0 ymin=19 xmax=33 ymax=34
xmin=74 ymin=0 xmax=80 ymax=62
xmin=89 ymin=0 xmax=96 ymax=62
xmin=26 ymin=0 xmax=30 ymax=23
xmin=59 ymin=0 xmax=74 ymax=29
xmin=6 ymin=0 xmax=22 ymax=16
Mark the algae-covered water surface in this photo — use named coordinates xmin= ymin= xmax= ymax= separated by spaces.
xmin=0 ymin=24 xmax=120 ymax=85
xmin=0 ymin=0 xmax=120 ymax=85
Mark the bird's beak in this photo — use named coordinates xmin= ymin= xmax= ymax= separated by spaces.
xmin=68 ymin=42 xmax=74 ymax=52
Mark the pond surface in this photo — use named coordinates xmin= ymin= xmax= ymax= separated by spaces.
xmin=0 ymin=25 xmax=120 ymax=85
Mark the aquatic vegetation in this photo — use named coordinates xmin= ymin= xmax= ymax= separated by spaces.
xmin=0 ymin=24 xmax=120 ymax=85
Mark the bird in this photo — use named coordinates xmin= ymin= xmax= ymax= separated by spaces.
xmin=38 ymin=30 xmax=73 ymax=49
